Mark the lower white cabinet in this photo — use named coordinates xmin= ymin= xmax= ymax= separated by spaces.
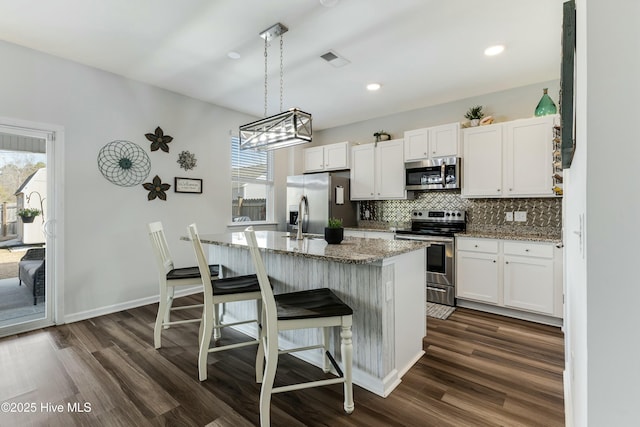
xmin=456 ymin=237 xmax=562 ymax=318
xmin=456 ymin=251 xmax=499 ymax=304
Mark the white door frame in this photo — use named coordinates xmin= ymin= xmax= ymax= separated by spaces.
xmin=0 ymin=116 xmax=65 ymax=335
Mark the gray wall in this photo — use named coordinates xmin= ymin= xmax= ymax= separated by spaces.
xmin=568 ymin=0 xmax=640 ymax=424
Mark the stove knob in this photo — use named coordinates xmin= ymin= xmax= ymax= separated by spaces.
xmin=445 ymin=212 xmax=451 ymax=217
xmin=457 ymin=212 xmax=462 ymax=217
xmin=417 ymin=212 xmax=422 ymax=216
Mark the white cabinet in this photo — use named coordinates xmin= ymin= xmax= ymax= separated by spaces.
xmin=456 ymin=250 xmax=500 ymax=304
xmin=303 ymin=141 xmax=349 ymax=172
xmin=461 ymin=125 xmax=503 ymax=197
xmin=456 ymin=237 xmax=562 ymax=319
xmin=462 ymin=115 xmax=557 ymax=198
xmin=351 ymin=139 xmax=406 ymax=200
xmin=404 ymin=122 xmax=460 ymax=162
xmin=503 ymin=241 xmax=556 ymax=315
xmin=504 ymin=118 xmax=554 ymax=197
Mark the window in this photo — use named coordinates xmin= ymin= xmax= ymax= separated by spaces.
xmin=231 ymin=136 xmax=273 ymax=222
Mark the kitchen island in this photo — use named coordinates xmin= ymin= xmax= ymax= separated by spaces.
xmin=195 ymin=230 xmax=428 ymax=397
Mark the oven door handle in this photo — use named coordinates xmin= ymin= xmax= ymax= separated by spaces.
xmin=395 ymin=235 xmax=454 ymax=243
xmin=441 ymin=162 xmax=446 ymax=188
xmin=427 ymin=286 xmax=447 ymax=293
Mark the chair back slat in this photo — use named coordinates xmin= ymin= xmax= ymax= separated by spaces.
xmin=244 ymin=227 xmax=278 ymax=342
xmin=148 ymin=221 xmax=175 ymax=276
xmin=188 ymin=224 xmax=213 ymax=304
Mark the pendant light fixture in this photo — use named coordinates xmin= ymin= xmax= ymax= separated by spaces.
xmin=239 ymin=22 xmax=312 ymax=151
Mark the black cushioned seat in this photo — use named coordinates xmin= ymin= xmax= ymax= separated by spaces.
xmin=166 ymin=264 xmax=220 ymax=280
xmin=210 ymin=274 xmax=261 ymax=296
xmin=275 ymin=288 xmax=353 ymax=320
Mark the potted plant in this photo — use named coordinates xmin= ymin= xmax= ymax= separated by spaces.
xmin=464 ymin=105 xmax=485 ymax=127
xmin=373 ymin=130 xmax=391 ymax=142
xmin=324 ymin=217 xmax=344 ymax=244
xmin=18 ymin=208 xmax=41 ymax=223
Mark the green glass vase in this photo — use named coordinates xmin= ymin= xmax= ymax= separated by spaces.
xmin=535 ymin=88 xmax=557 ymax=116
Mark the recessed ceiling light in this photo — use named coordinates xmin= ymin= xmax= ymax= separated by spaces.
xmin=320 ymin=0 xmax=339 ymax=7
xmin=227 ymin=51 xmax=241 ymax=60
xmin=484 ymin=45 xmax=505 ymax=56
xmin=367 ymin=83 xmax=381 ymax=91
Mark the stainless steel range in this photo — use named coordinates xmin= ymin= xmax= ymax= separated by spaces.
xmin=395 ymin=210 xmax=466 ymax=306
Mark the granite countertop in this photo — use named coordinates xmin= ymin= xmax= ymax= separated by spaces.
xmin=193 ymin=230 xmax=429 ymax=264
xmin=456 ymin=230 xmax=563 ymax=244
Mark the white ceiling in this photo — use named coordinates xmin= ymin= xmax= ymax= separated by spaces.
xmin=0 ymin=0 xmax=564 ymax=130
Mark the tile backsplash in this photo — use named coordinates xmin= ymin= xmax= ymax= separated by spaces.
xmin=359 ymin=191 xmax=561 ymax=236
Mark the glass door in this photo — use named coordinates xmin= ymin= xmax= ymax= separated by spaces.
xmin=0 ymin=120 xmax=61 ymax=337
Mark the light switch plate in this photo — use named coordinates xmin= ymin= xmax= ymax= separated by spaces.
xmin=515 ymin=211 xmax=527 ymax=222
xmin=505 ymin=212 xmax=514 ymax=222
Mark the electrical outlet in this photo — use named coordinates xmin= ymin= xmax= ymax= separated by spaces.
xmin=514 ymin=211 xmax=527 ymax=222
xmin=385 ymin=281 xmax=393 ymax=302
xmin=505 ymin=212 xmax=514 ymax=222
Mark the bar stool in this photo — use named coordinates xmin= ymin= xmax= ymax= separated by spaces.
xmin=188 ymin=223 xmax=263 ymax=382
xmin=148 ymin=221 xmax=220 ymax=349
xmin=244 ymin=227 xmax=354 ymax=427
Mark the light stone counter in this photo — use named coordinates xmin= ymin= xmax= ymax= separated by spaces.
xmin=456 ymin=230 xmax=562 ymax=244
xmin=194 ymin=230 xmax=427 ymax=397
xmin=196 ymin=230 xmax=428 ymax=264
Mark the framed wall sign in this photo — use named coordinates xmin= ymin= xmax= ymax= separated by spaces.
xmin=174 ymin=177 xmax=202 ymax=193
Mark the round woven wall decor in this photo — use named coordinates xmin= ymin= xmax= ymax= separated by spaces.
xmin=97 ymin=140 xmax=151 ymax=187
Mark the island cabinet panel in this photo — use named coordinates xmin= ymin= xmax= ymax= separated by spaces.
xmin=204 ymin=233 xmax=427 ymax=397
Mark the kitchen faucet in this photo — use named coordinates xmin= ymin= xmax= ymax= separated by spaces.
xmin=297 ymin=195 xmax=309 ymax=240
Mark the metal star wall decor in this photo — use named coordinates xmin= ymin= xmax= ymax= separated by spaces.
xmin=145 ymin=126 xmax=173 ymax=152
xmin=177 ymin=150 xmax=197 ymax=171
xmin=142 ymin=175 xmax=171 ymax=201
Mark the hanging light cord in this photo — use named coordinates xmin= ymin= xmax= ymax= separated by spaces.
xmin=264 ymin=36 xmax=268 ymax=117
xmin=280 ymin=33 xmax=284 ymax=113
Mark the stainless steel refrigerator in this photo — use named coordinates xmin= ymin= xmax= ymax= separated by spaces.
xmin=286 ymin=171 xmax=357 ymax=234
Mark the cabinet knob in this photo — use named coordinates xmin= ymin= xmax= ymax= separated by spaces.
xmin=370 ymin=193 xmax=374 ymax=195
xmin=506 ymin=261 xmax=509 ymax=264
xmin=424 ymin=152 xmax=428 ymax=155
xmin=509 ymin=188 xmax=513 ymax=191
xmin=474 ymin=244 xmax=478 ymax=248
xmin=497 ymin=189 xmax=501 ymax=192
xmin=525 ymin=249 xmax=530 ymax=252
xmin=493 ymin=260 xmax=496 ymax=263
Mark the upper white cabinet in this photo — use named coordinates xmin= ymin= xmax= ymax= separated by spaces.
xmin=462 ymin=115 xmax=557 ymax=198
xmin=351 ymin=139 xmax=406 ymax=200
xmin=404 ymin=122 xmax=460 ymax=162
xmin=303 ymin=141 xmax=349 ymax=173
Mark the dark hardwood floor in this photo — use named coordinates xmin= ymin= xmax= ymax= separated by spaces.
xmin=0 ymin=296 xmax=565 ymax=426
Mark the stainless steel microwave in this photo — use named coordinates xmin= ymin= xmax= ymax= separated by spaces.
xmin=405 ymin=157 xmax=461 ymax=191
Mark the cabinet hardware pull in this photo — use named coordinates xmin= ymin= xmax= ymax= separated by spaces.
xmin=427 ymin=286 xmax=446 ymax=293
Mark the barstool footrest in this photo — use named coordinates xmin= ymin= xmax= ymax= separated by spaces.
xmin=326 ymin=350 xmax=343 ymax=378
xmin=271 ymin=377 xmax=345 ymax=394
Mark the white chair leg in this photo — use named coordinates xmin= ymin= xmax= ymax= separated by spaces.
xmin=213 ymin=303 xmax=221 ymax=341
xmin=322 ymin=327 xmax=331 ymax=373
xmin=260 ymin=340 xmax=279 ymax=427
xmin=164 ymin=286 xmax=175 ymax=328
xmin=199 ymin=305 xmax=215 ymax=381
xmin=341 ymin=322 xmax=354 ymax=414
xmin=154 ymin=286 xmax=169 ymax=349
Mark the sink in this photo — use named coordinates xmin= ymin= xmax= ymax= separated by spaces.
xmin=282 ymin=233 xmax=324 ymax=240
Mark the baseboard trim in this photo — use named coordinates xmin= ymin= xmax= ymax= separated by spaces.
xmin=63 ymin=286 xmax=201 ymax=324
xmin=456 ymin=299 xmax=564 ymax=327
